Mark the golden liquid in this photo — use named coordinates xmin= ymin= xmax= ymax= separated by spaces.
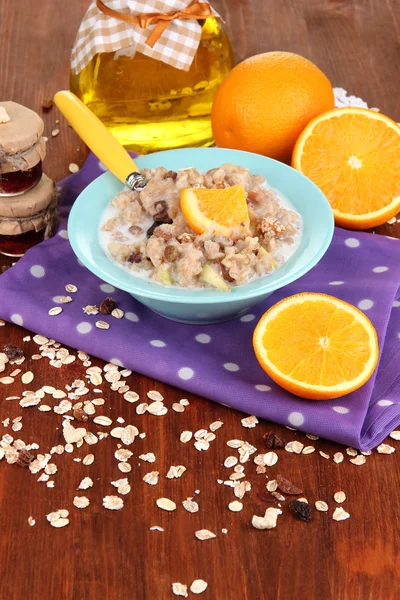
xmin=70 ymin=17 xmax=234 ymax=153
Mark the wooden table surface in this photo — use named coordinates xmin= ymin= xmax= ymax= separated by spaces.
xmin=1 ymin=1 xmax=400 ymax=599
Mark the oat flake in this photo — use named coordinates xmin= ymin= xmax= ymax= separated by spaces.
xmin=195 ymin=529 xmax=216 ymax=540
xmin=241 ymin=415 xmax=259 ymax=428
xmin=82 ymin=454 xmax=95 ymax=466
xmin=73 ymin=496 xmax=90 ymax=509
xmin=48 ymin=307 xmax=63 ymax=316
xmin=285 ymin=441 xmax=304 ymax=454
xmin=333 ymin=507 xmax=350 ymax=522
xmin=228 ymin=501 xmax=243 ymax=512
xmin=172 ymin=583 xmax=188 ymax=597
xmin=78 ymin=477 xmax=93 ymax=490
xmin=156 ymin=497 xmax=176 ymax=511
xmin=377 ymin=443 xmax=395 ymax=454
xmin=315 ymin=500 xmax=329 ymax=512
xmin=118 ymin=462 xmax=132 ymax=473
xmin=180 ymin=431 xmax=193 ymax=443
xmin=190 ymin=580 xmax=208 ymax=594
xmin=28 ymin=516 xmax=35 ymax=526
xmin=182 ymin=497 xmax=199 ymax=513
xmin=350 ymin=455 xmax=366 ymax=465
xmin=346 ymin=447 xmax=358 ymax=457
xmin=96 ymin=320 xmax=110 ymax=330
xmin=172 ymin=403 xmax=185 ymax=412
xmin=319 ymin=451 xmax=330 ymax=460
xmin=209 ymin=421 xmax=223 ymax=432
xmin=334 ymin=491 xmax=346 ymax=503
xmin=389 ymin=431 xmax=400 ymax=441
xmin=50 ymin=518 xmax=69 ymax=528
xmin=264 ymin=451 xmax=278 ymax=466
xmin=147 ymin=390 xmax=164 ymax=401
xmin=224 ymin=456 xmax=238 ymax=468
xmin=65 ymin=284 xmax=78 ymax=293
xmin=103 ymin=496 xmax=124 ymax=510
xmin=333 ymin=452 xmax=344 ymax=464
xmin=124 ymin=391 xmax=139 ymax=403
xmin=143 ymin=471 xmax=159 ymax=485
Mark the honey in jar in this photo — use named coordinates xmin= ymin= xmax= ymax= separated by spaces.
xmin=70 ymin=9 xmax=234 ymax=153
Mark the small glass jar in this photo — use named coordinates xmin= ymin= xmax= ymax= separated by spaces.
xmin=0 ymin=101 xmax=46 ymax=197
xmin=71 ymin=16 xmax=234 ymax=153
xmin=0 ymin=175 xmax=58 ymax=257
xmin=0 ymin=161 xmax=43 ymax=197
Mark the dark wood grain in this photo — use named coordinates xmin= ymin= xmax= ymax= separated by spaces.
xmin=1 ymin=1 xmax=400 ymax=599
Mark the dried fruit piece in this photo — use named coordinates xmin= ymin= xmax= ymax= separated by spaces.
xmin=100 ymin=297 xmax=117 ymax=315
xmin=263 ymin=431 xmax=286 ymax=449
xmin=276 ymin=474 xmax=303 ymax=495
xmin=3 ymin=344 xmax=24 ymax=360
xmin=289 ymin=500 xmax=312 ymax=522
xmin=16 ymin=447 xmax=35 ymax=467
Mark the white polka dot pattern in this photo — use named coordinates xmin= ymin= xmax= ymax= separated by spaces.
xmin=58 ymin=230 xmax=69 ymax=239
xmin=288 ymin=412 xmax=304 ymax=427
xmin=377 ymin=399 xmax=393 ymax=407
xmin=329 ymin=281 xmax=344 ymax=286
xmin=178 ymin=367 xmax=194 ymax=380
xmin=77 ymin=322 xmax=92 ymax=334
xmin=358 ymin=299 xmax=374 ymax=311
xmin=150 ymin=340 xmax=166 ymax=347
xmin=332 ymin=406 xmax=350 ymax=414
xmin=11 ymin=314 xmax=23 ymax=326
xmin=223 ymin=363 xmax=240 ymax=372
xmin=195 ymin=334 xmax=211 ymax=344
xmin=345 ymin=238 xmax=360 ymax=248
xmin=372 ymin=266 xmax=388 ymax=273
xmin=240 ymin=314 xmax=255 ymax=322
xmin=100 ymin=283 xmax=115 ymax=293
xmin=110 ymin=358 xmax=123 ymax=367
xmin=125 ymin=312 xmax=139 ymax=322
xmin=255 ymin=384 xmax=271 ymax=392
xmin=30 ymin=265 xmax=45 ymax=278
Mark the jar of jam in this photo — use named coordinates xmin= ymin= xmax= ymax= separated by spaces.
xmin=0 ymin=101 xmax=46 ymax=196
xmin=0 ymin=174 xmax=58 ymax=257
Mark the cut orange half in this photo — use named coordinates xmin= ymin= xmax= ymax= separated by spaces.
xmin=180 ymin=186 xmax=249 ymax=235
xmin=292 ymin=107 xmax=400 ymax=229
xmin=253 ymin=293 xmax=379 ymax=400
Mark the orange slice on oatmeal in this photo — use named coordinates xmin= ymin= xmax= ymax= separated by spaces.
xmin=292 ymin=107 xmax=400 ymax=229
xmin=253 ymin=293 xmax=379 ymax=400
xmin=180 ymin=185 xmax=249 ymax=235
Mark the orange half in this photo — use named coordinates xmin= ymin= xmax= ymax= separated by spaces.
xmin=253 ymin=293 xmax=379 ymax=400
xmin=180 ymin=186 xmax=249 ymax=235
xmin=292 ymin=107 xmax=400 ymax=229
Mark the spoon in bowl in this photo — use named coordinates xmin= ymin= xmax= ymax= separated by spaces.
xmin=54 ymin=90 xmax=148 ymax=192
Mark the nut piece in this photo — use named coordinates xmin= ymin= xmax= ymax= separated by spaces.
xmin=190 ymin=580 xmax=208 ymax=594
xmin=195 ymin=529 xmax=216 ymax=540
xmin=251 ymin=507 xmax=282 ymax=530
xmin=156 ymin=497 xmax=176 ymax=511
xmin=16 ymin=447 xmax=35 ymax=468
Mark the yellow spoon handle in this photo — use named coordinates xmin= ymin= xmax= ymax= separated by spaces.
xmin=54 ymin=91 xmax=140 ymax=185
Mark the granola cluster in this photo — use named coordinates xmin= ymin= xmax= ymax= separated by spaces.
xmin=100 ymin=164 xmax=300 ymax=289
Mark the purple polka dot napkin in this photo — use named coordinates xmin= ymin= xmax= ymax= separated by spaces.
xmin=1 ymin=153 xmax=400 ymax=450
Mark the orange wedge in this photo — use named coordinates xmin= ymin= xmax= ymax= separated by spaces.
xmin=292 ymin=107 xmax=400 ymax=229
xmin=253 ymin=293 xmax=379 ymax=400
xmin=180 ymin=186 xmax=249 ymax=235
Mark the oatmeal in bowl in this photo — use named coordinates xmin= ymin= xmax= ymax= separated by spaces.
xmin=99 ymin=163 xmax=301 ymax=291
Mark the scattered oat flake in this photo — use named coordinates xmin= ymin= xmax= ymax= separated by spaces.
xmin=65 ymin=284 xmax=77 ymax=293
xmin=333 ymin=452 xmax=344 ymax=464
xmin=143 ymin=471 xmax=159 ymax=485
xmin=195 ymin=529 xmax=216 ymax=540
xmin=350 ymin=454 xmax=366 ymax=465
xmin=209 ymin=421 xmax=223 ymax=432
xmin=182 ymin=497 xmax=199 ymax=513
xmin=241 ymin=415 xmax=259 ymax=428
xmin=93 ymin=416 xmax=112 ymax=426
xmin=73 ymin=496 xmax=90 ymax=509
xmin=139 ymin=452 xmax=156 ymax=463
xmin=83 ymin=305 xmax=99 ymax=315
xmin=119 ymin=462 xmax=132 ymax=473
xmin=319 ymin=451 xmax=330 ymax=460
xmin=103 ymin=496 xmax=124 ymax=510
xmin=228 ymin=500 xmax=243 ymax=512
xmin=150 ymin=525 xmax=164 ymax=532
xmin=334 ymin=491 xmax=346 ymax=503
xmin=82 ymin=454 xmax=95 ymax=466
xmin=264 ymin=451 xmax=278 ymax=466
xmin=166 ymin=465 xmax=186 ymax=479
xmin=315 ymin=500 xmax=329 ymax=512
xmin=69 ymin=163 xmax=80 ymax=174
xmin=285 ymin=441 xmax=304 ymax=454
xmin=156 ymin=497 xmax=176 ymax=511
xmin=147 ymin=390 xmax=164 ymax=401
xmin=346 ymin=447 xmax=358 ymax=457
xmin=180 ymin=431 xmax=193 ymax=443
xmin=48 ymin=307 xmax=63 ymax=316
xmin=180 ymin=398 xmax=189 ymax=406
xmin=96 ymin=320 xmax=110 ymax=330
xmin=28 ymin=516 xmax=35 ymax=526
xmin=115 ymin=449 xmax=133 ymax=461
xmin=333 ymin=507 xmax=350 ymax=521
xmin=302 ymin=446 xmax=315 ymax=455
xmin=224 ymin=456 xmax=238 ymax=468
xmin=377 ymin=443 xmax=395 ymax=454
xmin=147 ymin=401 xmax=168 ymax=416
xmin=172 ymin=583 xmax=188 ymax=597
xmin=172 ymin=403 xmax=185 ymax=412
xmin=194 ymin=440 xmax=210 ymax=451
xmin=389 ymin=431 xmax=400 ymax=441
xmin=226 ymin=439 xmax=244 ymax=449
xmin=0 ymin=377 xmax=14 ymax=385
xmin=78 ymin=477 xmax=93 ymax=490
xmin=124 ymin=391 xmax=139 ymax=403
xmin=190 ymin=580 xmax=208 ymax=595
xmin=50 ymin=518 xmax=69 ymax=528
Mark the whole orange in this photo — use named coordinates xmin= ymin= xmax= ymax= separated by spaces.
xmin=211 ymin=51 xmax=334 ymax=163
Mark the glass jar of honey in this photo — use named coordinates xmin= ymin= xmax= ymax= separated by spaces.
xmin=70 ymin=8 xmax=234 ymax=153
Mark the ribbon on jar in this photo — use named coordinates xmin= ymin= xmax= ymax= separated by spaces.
xmin=95 ymin=0 xmax=213 ymax=48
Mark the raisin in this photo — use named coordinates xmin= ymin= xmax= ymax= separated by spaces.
xmin=3 ymin=344 xmax=24 ymax=360
xmin=146 ymin=219 xmax=173 ymax=238
xmin=127 ymin=250 xmax=143 ymax=264
xmin=41 ymin=99 xmax=54 ymax=111
xmin=73 ymin=407 xmax=89 ymax=422
xmin=129 ymin=225 xmax=142 ymax=235
xmin=99 ymin=297 xmax=116 ymax=315
xmin=164 ymin=245 xmax=181 ymax=262
xmin=263 ymin=432 xmax=286 ymax=449
xmin=16 ymin=448 xmax=35 ymax=468
xmin=164 ymin=170 xmax=177 ymax=180
xmin=276 ymin=474 xmax=303 ymax=495
xmin=153 ymin=201 xmax=168 ymax=221
xmin=289 ymin=500 xmax=312 ymax=522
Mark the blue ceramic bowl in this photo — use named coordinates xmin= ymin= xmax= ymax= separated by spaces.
xmin=68 ymin=148 xmax=334 ymax=324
